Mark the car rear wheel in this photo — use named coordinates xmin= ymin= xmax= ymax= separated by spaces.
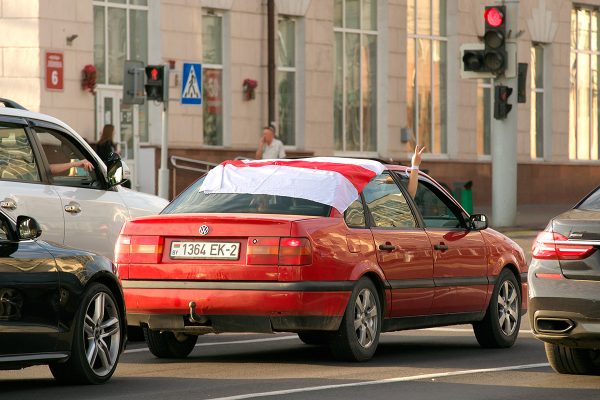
xmin=473 ymin=269 xmax=521 ymax=348
xmin=330 ymin=277 xmax=381 ymax=361
xmin=297 ymin=331 xmax=331 ymax=345
xmin=143 ymin=327 xmax=198 ymax=358
xmin=50 ymin=283 xmax=122 ymax=384
xmin=545 ymin=343 xmax=600 ymax=375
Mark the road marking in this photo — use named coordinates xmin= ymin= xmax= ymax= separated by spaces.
xmin=209 ymin=363 xmax=550 ymax=400
xmin=124 ymin=335 xmax=297 ymax=354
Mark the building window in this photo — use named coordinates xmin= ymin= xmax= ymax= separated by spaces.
xmin=333 ymin=0 xmax=378 ymax=153
xmin=407 ymin=0 xmax=447 ymax=154
xmin=477 ymin=79 xmax=492 ymax=156
xmin=531 ymin=44 xmax=544 ymax=159
xmin=277 ymin=17 xmax=296 ymax=147
xmin=93 ymin=0 xmax=149 ymax=155
xmin=203 ymin=13 xmax=224 ymax=146
xmin=569 ymin=7 xmax=599 ymax=160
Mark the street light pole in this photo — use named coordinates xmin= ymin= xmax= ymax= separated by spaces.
xmin=491 ymin=0 xmax=519 ymax=227
xmin=157 ymin=66 xmax=170 ymax=200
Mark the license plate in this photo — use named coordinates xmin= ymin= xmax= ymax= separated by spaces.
xmin=170 ymin=241 xmax=240 ymax=260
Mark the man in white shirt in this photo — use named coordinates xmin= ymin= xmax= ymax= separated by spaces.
xmin=255 ymin=126 xmax=286 ymax=159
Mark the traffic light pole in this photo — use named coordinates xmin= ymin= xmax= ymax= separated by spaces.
xmin=157 ymin=66 xmax=170 ymax=200
xmin=491 ymin=0 xmax=519 ymax=227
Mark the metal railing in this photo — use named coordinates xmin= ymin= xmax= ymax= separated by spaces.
xmin=170 ymin=155 xmax=218 ymax=197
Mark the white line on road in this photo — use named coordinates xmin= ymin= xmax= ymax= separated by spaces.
xmin=209 ymin=363 xmax=551 ymax=400
xmin=124 ymin=335 xmax=297 ymax=354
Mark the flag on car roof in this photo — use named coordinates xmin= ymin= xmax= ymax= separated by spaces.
xmin=199 ymin=157 xmax=385 ymax=212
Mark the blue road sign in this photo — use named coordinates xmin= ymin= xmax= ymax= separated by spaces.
xmin=181 ymin=63 xmax=202 ymax=105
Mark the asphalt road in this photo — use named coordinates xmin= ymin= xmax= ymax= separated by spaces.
xmin=2 ymin=231 xmax=599 ymax=399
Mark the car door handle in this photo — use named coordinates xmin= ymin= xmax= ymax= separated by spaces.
xmin=378 ymin=244 xmax=397 ymax=251
xmin=64 ymin=203 xmax=81 ymax=214
xmin=0 ymin=199 xmax=16 ymax=210
xmin=434 ymin=243 xmax=449 ymax=251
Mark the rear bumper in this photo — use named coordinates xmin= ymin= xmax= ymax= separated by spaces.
xmin=528 ymin=264 xmax=600 ymax=349
xmin=122 ymin=280 xmax=351 ymax=334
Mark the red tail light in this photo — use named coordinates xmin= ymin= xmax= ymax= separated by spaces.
xmin=280 ymin=238 xmax=312 ymax=265
xmin=532 ymin=231 xmax=595 ymax=260
xmin=115 ymin=235 xmax=164 ymax=264
xmin=247 ymin=237 xmax=280 ymax=265
xmin=246 ymin=237 xmax=313 ymax=266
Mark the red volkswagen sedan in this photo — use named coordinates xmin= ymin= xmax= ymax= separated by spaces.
xmin=117 ymin=158 xmax=527 ymax=361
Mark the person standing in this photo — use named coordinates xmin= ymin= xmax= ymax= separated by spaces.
xmin=255 ymin=126 xmax=286 ymax=159
xmin=96 ymin=124 xmax=118 ymax=165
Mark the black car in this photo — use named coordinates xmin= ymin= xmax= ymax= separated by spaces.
xmin=529 ymin=186 xmax=600 ymax=375
xmin=0 ymin=211 xmax=125 ymax=384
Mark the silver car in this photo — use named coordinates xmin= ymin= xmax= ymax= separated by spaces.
xmin=0 ymin=100 xmax=168 ymax=259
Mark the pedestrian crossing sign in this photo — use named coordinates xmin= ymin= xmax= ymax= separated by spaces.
xmin=181 ymin=63 xmax=202 ymax=105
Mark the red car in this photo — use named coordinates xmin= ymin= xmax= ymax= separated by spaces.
xmin=117 ymin=158 xmax=527 ymax=361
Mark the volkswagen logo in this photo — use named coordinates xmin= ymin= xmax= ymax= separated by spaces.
xmin=199 ymin=225 xmax=210 ymax=236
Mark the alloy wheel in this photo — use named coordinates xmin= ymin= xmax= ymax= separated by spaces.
xmin=497 ymin=280 xmax=518 ymax=336
xmin=353 ymin=288 xmax=378 ymax=348
xmin=83 ymin=292 xmax=121 ymax=377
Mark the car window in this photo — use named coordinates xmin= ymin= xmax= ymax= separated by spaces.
xmin=345 ymin=198 xmax=367 ymax=228
xmin=412 ymin=180 xmax=464 ymax=229
xmin=363 ymin=174 xmax=416 ymax=229
xmin=32 ymin=128 xmax=101 ymax=189
xmin=0 ymin=124 xmax=41 ymax=182
xmin=162 ymin=177 xmax=331 ymax=217
xmin=577 ymin=186 xmax=600 ymax=211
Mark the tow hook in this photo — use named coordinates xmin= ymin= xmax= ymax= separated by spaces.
xmin=189 ymin=301 xmax=208 ymax=324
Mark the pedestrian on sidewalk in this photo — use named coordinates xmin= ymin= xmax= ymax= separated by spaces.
xmin=255 ymin=125 xmax=286 ymax=159
xmin=96 ymin=124 xmax=118 ymax=165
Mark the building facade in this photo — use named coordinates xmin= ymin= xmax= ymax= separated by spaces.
xmin=1 ymin=0 xmax=599 ymax=207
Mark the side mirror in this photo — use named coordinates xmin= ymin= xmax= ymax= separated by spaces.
xmin=469 ymin=214 xmax=488 ymax=231
xmin=106 ymin=153 xmax=129 ymax=188
xmin=16 ymin=216 xmax=42 ymax=240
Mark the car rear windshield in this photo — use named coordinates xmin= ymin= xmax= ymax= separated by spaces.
xmin=162 ymin=177 xmax=331 ymax=217
xmin=577 ymin=186 xmax=600 ymax=211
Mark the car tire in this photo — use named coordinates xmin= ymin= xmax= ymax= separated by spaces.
xmin=143 ymin=327 xmax=198 ymax=358
xmin=473 ymin=269 xmax=521 ymax=348
xmin=329 ymin=277 xmax=381 ymax=361
xmin=49 ymin=283 xmax=123 ymax=384
xmin=545 ymin=343 xmax=600 ymax=375
xmin=297 ymin=331 xmax=331 ymax=346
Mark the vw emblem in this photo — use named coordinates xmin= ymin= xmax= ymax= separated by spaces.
xmin=199 ymin=225 xmax=210 ymax=236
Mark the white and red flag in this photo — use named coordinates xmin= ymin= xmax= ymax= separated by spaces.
xmin=199 ymin=157 xmax=385 ymax=212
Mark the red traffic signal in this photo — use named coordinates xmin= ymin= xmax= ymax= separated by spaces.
xmin=484 ymin=7 xmax=504 ymax=28
xmin=150 ymin=67 xmax=159 ymax=81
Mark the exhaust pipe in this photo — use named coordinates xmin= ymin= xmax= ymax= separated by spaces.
xmin=536 ymin=317 xmax=575 ymax=334
xmin=189 ymin=301 xmax=208 ymax=324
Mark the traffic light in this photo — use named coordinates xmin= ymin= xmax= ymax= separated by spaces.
xmin=494 ymin=85 xmax=513 ymax=120
xmin=145 ymin=65 xmax=168 ymax=102
xmin=483 ymin=6 xmax=507 ymax=75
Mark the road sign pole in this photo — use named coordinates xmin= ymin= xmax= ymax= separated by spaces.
xmin=158 ymin=66 xmax=170 ymax=200
xmin=491 ymin=0 xmax=519 ymax=227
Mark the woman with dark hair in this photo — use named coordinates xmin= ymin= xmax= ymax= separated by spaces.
xmin=96 ymin=124 xmax=117 ymax=164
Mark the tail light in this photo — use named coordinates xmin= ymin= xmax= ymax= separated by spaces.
xmin=115 ymin=235 xmax=164 ymax=264
xmin=247 ymin=237 xmax=312 ymax=266
xmin=247 ymin=237 xmax=280 ymax=265
xmin=279 ymin=238 xmax=312 ymax=265
xmin=532 ymin=231 xmax=595 ymax=261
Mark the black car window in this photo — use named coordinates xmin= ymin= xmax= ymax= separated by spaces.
xmin=162 ymin=177 xmax=331 ymax=217
xmin=0 ymin=124 xmax=41 ymax=183
xmin=345 ymin=198 xmax=367 ymax=228
xmin=32 ymin=127 xmax=102 ymax=189
xmin=578 ymin=186 xmax=600 ymax=211
xmin=363 ymin=174 xmax=416 ymax=229
xmin=411 ymin=180 xmax=464 ymax=228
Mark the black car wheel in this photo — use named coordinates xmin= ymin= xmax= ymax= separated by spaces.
xmin=330 ymin=277 xmax=381 ymax=361
xmin=297 ymin=331 xmax=331 ymax=345
xmin=545 ymin=343 xmax=600 ymax=375
xmin=144 ymin=327 xmax=198 ymax=358
xmin=50 ymin=283 xmax=123 ymax=384
xmin=473 ymin=269 xmax=521 ymax=348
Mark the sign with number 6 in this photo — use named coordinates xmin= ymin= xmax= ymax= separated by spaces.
xmin=46 ymin=52 xmax=64 ymax=91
